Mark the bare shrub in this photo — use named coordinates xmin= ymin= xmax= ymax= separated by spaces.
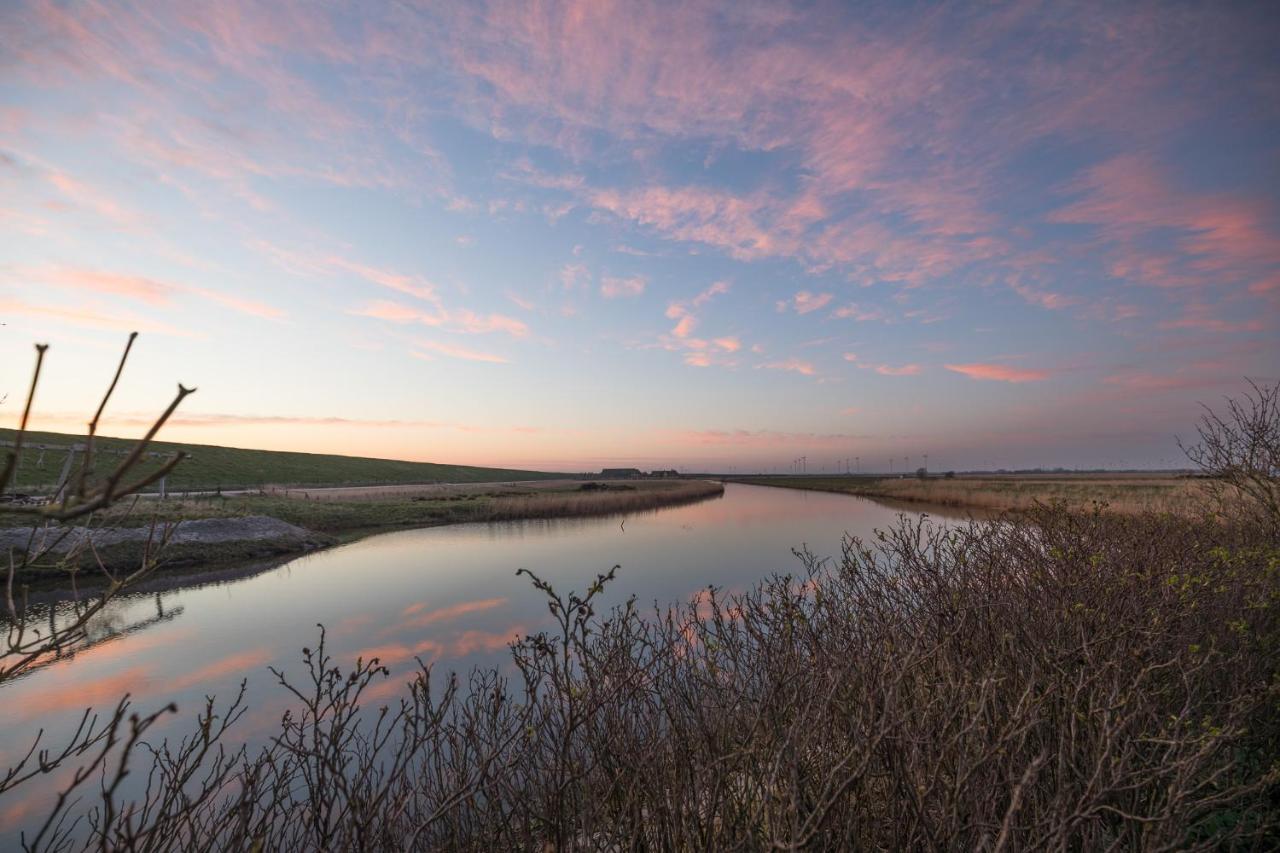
xmin=3 ymin=335 xmax=194 ymax=682
xmin=5 ymin=504 xmax=1276 ymax=850
xmin=1181 ymin=379 xmax=1280 ymax=530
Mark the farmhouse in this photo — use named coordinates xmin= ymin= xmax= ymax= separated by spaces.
xmin=600 ymin=468 xmax=643 ymax=479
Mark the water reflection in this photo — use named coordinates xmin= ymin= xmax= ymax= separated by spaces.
xmin=0 ymin=484 xmax=974 ymax=837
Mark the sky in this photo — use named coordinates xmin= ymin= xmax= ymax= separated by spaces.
xmin=1 ymin=0 xmax=1277 ymax=473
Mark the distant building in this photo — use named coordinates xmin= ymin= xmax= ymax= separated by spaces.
xmin=650 ymin=469 xmax=680 ymax=478
xmin=600 ymin=467 xmax=643 ymax=479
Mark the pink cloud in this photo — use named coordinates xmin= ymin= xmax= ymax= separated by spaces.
xmin=831 ymin=303 xmax=884 ymax=322
xmin=326 ymin=255 xmax=438 ymax=301
xmin=411 ymin=340 xmax=509 ymax=364
xmin=1250 ymin=274 xmax=1280 ymax=295
xmin=16 ymin=0 xmax=1271 ymax=330
xmin=666 ymin=429 xmax=859 ymax=448
xmin=46 ymin=169 xmax=141 ymax=228
xmin=258 ymin=243 xmax=529 ymax=335
xmin=451 ymin=627 xmax=526 ymax=657
xmin=600 ymin=275 xmax=646 ymax=298
xmin=791 ymin=290 xmax=833 ymax=315
xmin=945 ymin=363 xmax=1048 ymax=383
xmin=1157 ymin=302 xmax=1270 ymax=335
xmin=761 ymin=358 xmax=816 ymax=376
xmin=26 ymin=266 xmax=170 ymax=304
xmin=1008 ymin=280 xmax=1076 ymax=311
xmin=713 ymin=336 xmax=741 ymax=352
xmin=398 ymin=597 xmax=508 ymax=631
xmin=693 ymin=281 xmax=731 ymax=306
xmin=169 ymin=649 xmax=273 ymax=692
xmin=671 ymin=314 xmax=698 ymax=338
xmin=1050 ymin=154 xmax=1280 ymax=297
xmin=505 ymin=289 xmax=536 ymax=311
xmin=351 ymin=300 xmax=528 ymax=338
xmin=184 ymin=285 xmax=286 ymax=320
xmin=560 ymin=263 xmax=591 ymax=291
xmin=873 ymin=364 xmax=920 ymax=376
xmin=586 ymin=184 xmax=794 ymax=260
xmin=446 ymin=307 xmax=530 ymax=337
xmin=11 ymin=266 xmax=284 ymax=319
xmin=1101 ymin=372 xmax=1219 ymax=393
xmin=0 ymin=297 xmax=194 ymax=337
xmin=351 ymin=300 xmax=423 ymax=323
xmin=664 ymin=280 xmax=731 ymax=341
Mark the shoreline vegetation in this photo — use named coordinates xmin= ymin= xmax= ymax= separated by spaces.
xmin=733 ymin=471 xmax=1209 ymax=516
xmin=1 ymin=478 xmax=725 ymax=582
xmin=8 ymin=504 xmax=1278 ymax=849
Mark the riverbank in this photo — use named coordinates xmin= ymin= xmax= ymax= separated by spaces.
xmin=1 ymin=479 xmax=724 ymax=582
xmin=732 ymin=473 xmax=1206 ymax=515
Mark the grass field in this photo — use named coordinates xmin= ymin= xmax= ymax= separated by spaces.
xmin=0 ymin=427 xmax=566 ymax=492
xmin=734 ymin=472 xmax=1208 ymax=515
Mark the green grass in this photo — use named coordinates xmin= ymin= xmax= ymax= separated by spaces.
xmin=0 ymin=428 xmax=567 ymax=492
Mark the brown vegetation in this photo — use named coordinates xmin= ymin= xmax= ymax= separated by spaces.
xmin=5 ymin=504 xmax=1278 ymax=850
xmin=1181 ymin=378 xmax=1280 ymax=531
xmin=484 ymin=479 xmax=721 ymax=520
xmin=740 ymin=473 xmax=1210 ymax=516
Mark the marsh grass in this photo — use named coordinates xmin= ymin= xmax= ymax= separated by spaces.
xmin=484 ymin=479 xmax=722 ymax=520
xmin=743 ymin=474 xmax=1210 ymax=516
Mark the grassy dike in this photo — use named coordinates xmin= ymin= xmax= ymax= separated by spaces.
xmin=1 ymin=480 xmax=725 ymax=581
xmin=0 ymin=427 xmax=566 ymax=492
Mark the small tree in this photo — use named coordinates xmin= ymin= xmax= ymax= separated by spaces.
xmin=915 ymin=467 xmax=927 ymax=480
xmin=1180 ymin=379 xmax=1279 ymax=529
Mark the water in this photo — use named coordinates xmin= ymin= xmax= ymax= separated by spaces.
xmin=0 ymin=483 xmax=975 ymax=837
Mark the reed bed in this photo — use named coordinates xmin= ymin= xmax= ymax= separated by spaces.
xmin=483 ymin=479 xmax=724 ymax=520
xmin=744 ymin=474 xmax=1210 ymax=516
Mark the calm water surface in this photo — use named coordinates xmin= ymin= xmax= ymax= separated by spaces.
xmin=0 ymin=483 xmax=975 ymax=835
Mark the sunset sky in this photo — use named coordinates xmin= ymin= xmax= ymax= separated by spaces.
xmin=2 ymin=1 xmax=1277 ymax=472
